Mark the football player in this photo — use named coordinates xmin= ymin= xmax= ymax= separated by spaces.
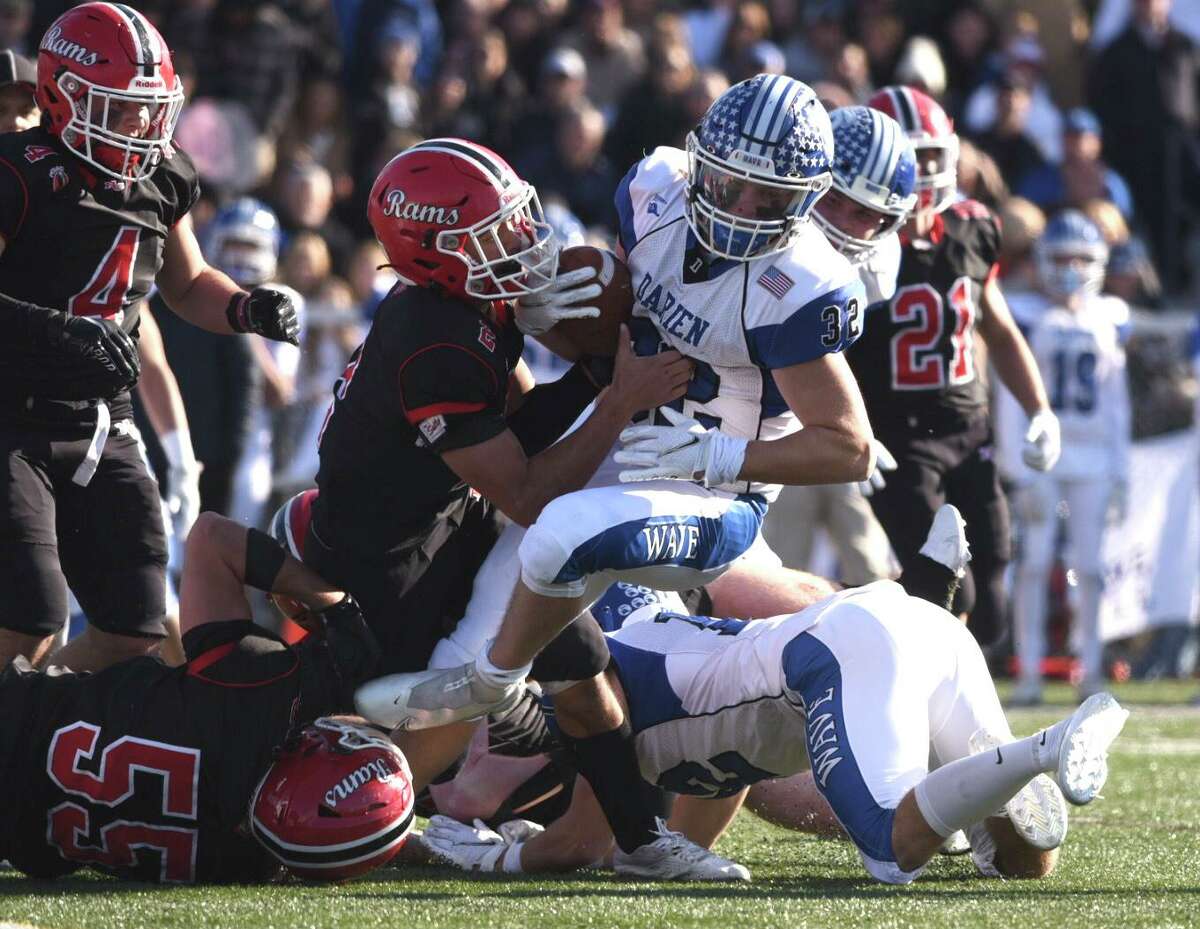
xmin=0 ymin=4 xmax=298 ymax=673
xmin=0 ymin=510 xmax=395 ymax=884
xmin=364 ymin=79 xmax=876 ymax=877
xmin=423 ymin=570 xmax=1128 ymax=885
xmin=846 ymin=85 xmax=1059 ymax=648
xmin=1005 ymin=211 xmax=1131 ymax=705
xmin=301 ymin=139 xmax=738 ymax=879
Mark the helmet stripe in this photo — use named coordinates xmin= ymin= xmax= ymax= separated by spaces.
xmin=250 ymin=806 xmax=415 ymax=865
xmin=761 ymin=81 xmax=804 ymax=151
xmin=891 ymin=87 xmax=919 ymax=134
xmin=747 ymin=75 xmax=795 ymax=152
xmin=112 ymin=3 xmax=156 ymax=76
xmin=862 ymin=111 xmax=885 ymax=181
xmin=409 ymin=138 xmax=510 ymax=191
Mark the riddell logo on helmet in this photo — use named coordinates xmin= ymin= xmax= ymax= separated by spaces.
xmin=323 ymin=756 xmax=397 ymax=808
xmin=132 ymin=78 xmax=164 ymax=89
xmin=40 ymin=25 xmax=101 ymax=68
xmin=382 ymin=188 xmax=460 ymax=226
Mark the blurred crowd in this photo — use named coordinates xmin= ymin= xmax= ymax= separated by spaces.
xmin=3 ymin=0 xmax=1198 ymax=674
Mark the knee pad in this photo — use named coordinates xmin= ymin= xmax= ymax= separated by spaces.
xmin=519 ymin=519 xmax=585 ymax=598
xmin=530 ymin=612 xmax=610 ymax=690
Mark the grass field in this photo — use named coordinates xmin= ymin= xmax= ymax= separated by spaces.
xmin=3 ymin=680 xmax=1198 ymax=929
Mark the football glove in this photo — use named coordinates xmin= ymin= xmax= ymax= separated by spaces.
xmin=422 ymin=816 xmax=534 ymax=873
xmin=514 ymin=265 xmax=601 ymax=336
xmin=856 ymin=439 xmax=897 ymax=497
xmin=59 ymin=315 xmax=140 ymax=386
xmin=614 ymin=405 xmax=748 ymax=486
xmin=227 ymin=287 xmax=300 ymax=345
xmin=1022 ymin=409 xmax=1061 ymax=472
xmin=160 ymin=429 xmax=201 ymax=544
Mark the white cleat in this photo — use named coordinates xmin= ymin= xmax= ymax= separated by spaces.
xmin=919 ymin=503 xmax=971 ymax=577
xmin=939 ymin=830 xmax=972 ymax=855
xmin=1055 ymin=692 xmax=1129 ymax=806
xmin=970 ymin=729 xmax=1068 ymax=851
xmin=613 ymin=819 xmax=750 ymax=882
xmin=354 ymin=662 xmax=525 ymax=731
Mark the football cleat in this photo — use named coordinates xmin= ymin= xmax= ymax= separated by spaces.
xmin=938 ymin=830 xmax=971 ymax=855
xmin=969 ymin=729 xmax=1068 ymax=851
xmin=355 ymin=662 xmax=526 ymax=731
xmin=1055 ymin=692 xmax=1129 ymax=806
xmin=613 ymin=818 xmax=750 ymax=882
xmin=919 ymin=503 xmax=971 ymax=578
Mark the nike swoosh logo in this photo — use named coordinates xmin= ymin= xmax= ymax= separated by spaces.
xmin=666 ymin=436 xmax=701 ymax=455
xmin=1040 ymin=731 xmax=1047 ymax=746
xmin=995 ymin=748 xmax=1003 ymax=765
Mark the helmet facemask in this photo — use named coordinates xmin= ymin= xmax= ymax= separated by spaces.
xmin=438 ymin=183 xmax=559 ymax=300
xmin=1037 ymin=244 xmax=1108 ymax=302
xmin=685 ymin=131 xmax=831 ymax=261
xmin=58 ymin=70 xmax=183 ymax=182
xmin=912 ymin=138 xmax=959 ymax=213
xmin=814 ymin=186 xmax=915 ymax=263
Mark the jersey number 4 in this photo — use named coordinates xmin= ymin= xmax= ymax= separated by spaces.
xmin=889 ymin=279 xmax=975 ymax=390
xmin=68 ymin=225 xmax=140 ymax=319
xmin=46 ymin=722 xmax=200 ymax=883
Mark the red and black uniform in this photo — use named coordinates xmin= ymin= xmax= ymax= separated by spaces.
xmin=0 ymin=126 xmax=200 ymax=639
xmin=847 ymin=199 xmax=1011 ymax=644
xmin=0 ymin=612 xmax=378 ymax=883
xmin=310 ymin=284 xmax=603 ymax=674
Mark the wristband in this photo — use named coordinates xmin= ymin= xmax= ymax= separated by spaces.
xmin=225 ymin=292 xmax=251 ymax=333
xmin=703 ymin=434 xmax=749 ymax=488
xmin=160 ymin=428 xmax=198 ymax=473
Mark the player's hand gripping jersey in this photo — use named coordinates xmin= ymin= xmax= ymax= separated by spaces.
xmin=848 ymin=200 xmax=1000 ymax=428
xmin=615 ymin=147 xmax=865 ymax=500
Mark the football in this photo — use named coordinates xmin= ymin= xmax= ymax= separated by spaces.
xmin=553 ymin=245 xmax=634 ymax=356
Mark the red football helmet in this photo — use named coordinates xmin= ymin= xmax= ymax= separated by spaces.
xmin=867 ymin=86 xmax=958 ymax=214
xmin=367 ymin=138 xmax=558 ymax=302
xmin=37 ymin=2 xmax=184 ymax=181
xmin=250 ymin=718 xmax=415 ymax=882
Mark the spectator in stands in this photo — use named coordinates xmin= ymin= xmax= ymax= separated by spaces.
xmin=519 ymin=101 xmax=616 ymax=232
xmin=859 ymin=4 xmax=906 ymax=88
xmin=716 ymin=1 xmax=770 ymax=81
xmin=0 ymin=47 xmax=35 ymax=132
xmin=1082 ymin=198 xmax=1132 ymax=247
xmin=1090 ymin=0 xmax=1200 ymax=293
xmin=0 ymin=0 xmax=31 ymax=55
xmin=970 ymin=71 xmax=1049 ymax=190
xmin=275 ymin=161 xmax=355 ymax=274
xmin=939 ymin=1 xmax=998 ymax=114
xmin=893 ymin=35 xmax=948 ymax=101
xmin=605 ymin=39 xmax=697 ymax=174
xmin=562 ymin=0 xmax=645 ymax=123
xmin=831 ymin=42 xmax=873 ymax=101
xmin=277 ymin=77 xmax=354 ymax=202
xmin=964 ymin=32 xmax=1064 ymax=164
xmin=782 ymin=1 xmax=847 ymax=86
xmin=508 ymin=47 xmax=588 ymax=169
xmin=1105 ymin=234 xmax=1164 ymax=307
xmin=347 ymin=240 xmax=395 ymax=322
xmin=1018 ymin=108 xmax=1135 ymax=220
xmin=463 ymin=29 xmax=527 ymax=153
xmin=957 ymin=139 xmax=1010 ymax=210
xmin=995 ymin=197 xmax=1048 ymax=292
xmin=498 ymin=0 xmax=570 ymax=94
xmin=683 ymin=0 xmax=737 ymax=69
xmin=728 ymin=39 xmax=785 ymax=84
xmin=280 ymin=231 xmax=333 ymax=303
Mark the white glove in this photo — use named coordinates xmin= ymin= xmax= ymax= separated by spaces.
xmin=160 ymin=429 xmax=202 ymax=542
xmin=614 ymin=405 xmax=748 ymax=487
xmin=514 ymin=265 xmax=601 ymax=336
xmin=497 ymin=819 xmax=545 ymax=843
xmin=421 ymin=815 xmax=525 ymax=873
xmin=856 ymin=440 xmax=897 ymax=496
xmin=1022 ymin=409 xmax=1061 ymax=472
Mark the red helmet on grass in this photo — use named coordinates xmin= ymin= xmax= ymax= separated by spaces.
xmin=250 ymin=718 xmax=416 ymax=882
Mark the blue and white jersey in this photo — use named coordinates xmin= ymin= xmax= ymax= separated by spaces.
xmin=858 ymin=232 xmax=902 ymax=305
xmin=615 ymin=147 xmax=866 ymax=500
xmin=998 ymin=292 xmax=1131 ymax=481
xmin=606 ymin=581 xmax=909 ymax=798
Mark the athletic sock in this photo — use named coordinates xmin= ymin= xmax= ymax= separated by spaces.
xmin=556 ymin=719 xmax=662 ymax=852
xmin=1075 ymin=572 xmax=1104 ymax=683
xmin=475 ymin=645 xmax=532 ymax=690
xmin=913 ymin=719 xmax=1071 ymax=837
xmin=898 ymin=554 xmax=960 ymax=611
xmin=1015 ymin=564 xmax=1050 ymax=687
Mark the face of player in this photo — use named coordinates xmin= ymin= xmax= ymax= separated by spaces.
xmin=90 ymin=96 xmax=154 ymax=139
xmin=0 ymin=84 xmax=38 ymax=133
xmin=814 ymin=189 xmax=893 ymax=242
xmin=701 ymin=170 xmax=801 ymax=222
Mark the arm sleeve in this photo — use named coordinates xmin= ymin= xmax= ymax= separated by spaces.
xmin=398 ymin=343 xmax=508 ymax=453
xmin=0 ymin=291 xmax=69 ymax=349
xmin=506 ymin=362 xmax=601 ymax=455
xmin=747 ymin=278 xmax=868 ymax=369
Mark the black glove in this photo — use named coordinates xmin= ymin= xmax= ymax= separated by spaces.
xmin=56 ymin=315 xmax=140 ymax=386
xmin=226 ymin=287 xmax=300 ymax=345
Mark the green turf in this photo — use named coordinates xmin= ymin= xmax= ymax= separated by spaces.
xmin=3 ymin=681 xmax=1198 ymax=929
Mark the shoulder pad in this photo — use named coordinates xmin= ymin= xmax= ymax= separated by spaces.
xmin=614 ymin=147 xmax=687 ymax=253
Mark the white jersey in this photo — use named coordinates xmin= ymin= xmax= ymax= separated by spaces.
xmin=616 ymin=147 xmax=866 ymax=499
xmin=608 ymin=581 xmax=942 ymax=798
xmin=1000 ymin=292 xmax=1131 ymax=481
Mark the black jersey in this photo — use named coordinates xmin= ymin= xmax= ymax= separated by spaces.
xmin=847 ymin=200 xmax=1001 ymax=432
xmin=0 ymin=618 xmax=376 ymax=884
xmin=313 ymin=285 xmax=524 ymax=557
xmin=0 ymin=127 xmax=200 ymax=405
